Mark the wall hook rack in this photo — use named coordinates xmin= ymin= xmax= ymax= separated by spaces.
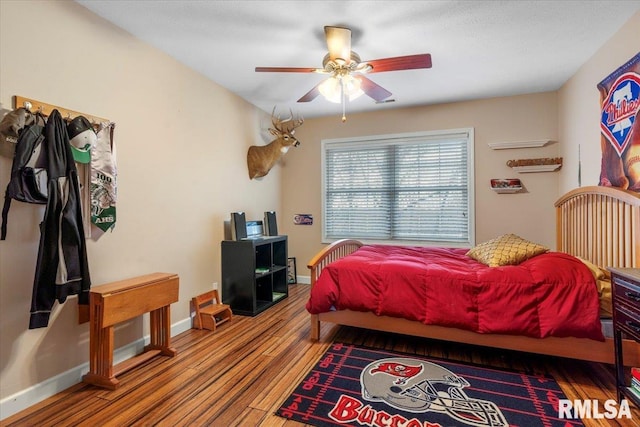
xmin=14 ymin=95 xmax=110 ymax=124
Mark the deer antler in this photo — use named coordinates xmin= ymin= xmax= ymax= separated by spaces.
xmin=289 ymin=113 xmax=304 ymax=133
xmin=270 ymin=108 xmax=303 ymax=136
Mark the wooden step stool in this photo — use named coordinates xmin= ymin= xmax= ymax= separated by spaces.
xmin=192 ymin=290 xmax=233 ymax=331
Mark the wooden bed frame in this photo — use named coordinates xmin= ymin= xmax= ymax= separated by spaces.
xmin=307 ymin=185 xmax=640 ymax=365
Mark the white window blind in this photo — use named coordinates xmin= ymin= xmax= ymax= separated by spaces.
xmin=322 ymin=129 xmax=474 ymax=245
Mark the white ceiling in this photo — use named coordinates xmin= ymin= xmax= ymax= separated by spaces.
xmin=76 ymin=0 xmax=640 ymax=119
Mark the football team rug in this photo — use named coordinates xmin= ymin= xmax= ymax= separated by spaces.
xmin=276 ymin=342 xmax=584 ymax=427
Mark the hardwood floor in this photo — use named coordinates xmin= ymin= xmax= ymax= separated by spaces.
xmin=3 ymin=283 xmax=639 ymax=427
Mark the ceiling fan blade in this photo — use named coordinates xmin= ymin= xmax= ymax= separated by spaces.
xmin=357 ymin=76 xmax=392 ymax=102
xmin=363 ymin=54 xmax=432 ymax=73
xmin=255 ymin=66 xmax=320 ymax=73
xmin=325 ymin=26 xmax=351 ymax=63
xmin=297 ymin=82 xmax=323 ymax=102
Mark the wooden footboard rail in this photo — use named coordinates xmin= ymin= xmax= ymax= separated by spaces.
xmin=307 ymin=239 xmax=363 ymax=340
xmin=555 ymin=186 xmax=640 ymax=268
xmin=307 ymin=239 xmax=364 ymax=285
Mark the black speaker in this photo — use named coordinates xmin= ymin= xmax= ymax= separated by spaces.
xmin=230 ymin=212 xmax=247 ymax=240
xmin=264 ymin=211 xmax=278 ymax=236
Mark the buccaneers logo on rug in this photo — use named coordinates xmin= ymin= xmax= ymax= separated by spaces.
xmin=360 ymin=358 xmax=508 ymax=427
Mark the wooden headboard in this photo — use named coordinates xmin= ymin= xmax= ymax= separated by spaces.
xmin=555 ymin=186 xmax=640 ymax=269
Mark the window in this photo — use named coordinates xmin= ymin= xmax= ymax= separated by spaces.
xmin=322 ymin=129 xmax=474 ymax=246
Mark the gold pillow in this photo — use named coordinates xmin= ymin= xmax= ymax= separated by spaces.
xmin=466 ymin=234 xmax=549 ymax=267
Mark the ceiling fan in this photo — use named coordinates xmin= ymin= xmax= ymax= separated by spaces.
xmin=255 ymin=26 xmax=432 ymax=121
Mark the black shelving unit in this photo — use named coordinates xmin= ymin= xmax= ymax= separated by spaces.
xmin=221 ymin=235 xmax=288 ymax=316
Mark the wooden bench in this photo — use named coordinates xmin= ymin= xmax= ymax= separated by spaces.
xmin=192 ymin=290 xmax=232 ymax=331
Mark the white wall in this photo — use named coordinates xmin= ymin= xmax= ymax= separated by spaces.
xmin=0 ymin=0 xmax=279 ymax=416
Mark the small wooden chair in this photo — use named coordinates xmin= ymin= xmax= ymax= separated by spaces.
xmin=192 ymin=290 xmax=232 ymax=331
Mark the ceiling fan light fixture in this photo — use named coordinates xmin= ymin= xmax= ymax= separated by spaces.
xmin=318 ymin=74 xmax=364 ymax=103
xmin=343 ymin=75 xmax=364 ymax=100
xmin=318 ymin=77 xmax=341 ymax=103
xmin=322 ymin=52 xmax=362 ymax=72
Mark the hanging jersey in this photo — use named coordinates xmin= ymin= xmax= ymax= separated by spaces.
xmin=90 ymin=122 xmax=116 ymax=236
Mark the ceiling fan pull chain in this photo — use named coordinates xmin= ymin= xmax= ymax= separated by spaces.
xmin=341 ymin=78 xmax=347 ymax=122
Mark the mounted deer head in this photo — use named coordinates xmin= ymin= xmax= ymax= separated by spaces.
xmin=247 ymin=108 xmax=303 ymax=179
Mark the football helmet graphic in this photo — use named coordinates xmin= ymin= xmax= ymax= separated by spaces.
xmin=360 ymin=357 xmax=507 ymax=427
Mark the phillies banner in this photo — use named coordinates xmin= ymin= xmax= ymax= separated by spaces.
xmin=598 ymin=52 xmax=640 ymax=192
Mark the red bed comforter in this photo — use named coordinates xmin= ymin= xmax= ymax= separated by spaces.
xmin=306 ymin=245 xmax=605 ymax=341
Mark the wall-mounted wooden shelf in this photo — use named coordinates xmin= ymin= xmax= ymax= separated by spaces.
xmin=491 ymin=186 xmax=522 ymax=193
xmin=510 ymin=164 xmax=562 ymax=173
xmin=490 ymin=178 xmax=522 ymax=193
xmin=488 ymin=139 xmax=552 ymax=150
xmin=507 ymin=157 xmax=562 ymax=173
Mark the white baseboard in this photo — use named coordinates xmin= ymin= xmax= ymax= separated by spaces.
xmin=297 ymin=275 xmax=310 ymax=284
xmin=0 ymin=317 xmax=192 ymax=421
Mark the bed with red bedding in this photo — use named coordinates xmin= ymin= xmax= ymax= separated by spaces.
xmin=306 ymin=186 xmax=640 ymax=364
xmin=307 ymin=245 xmax=604 ymax=341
